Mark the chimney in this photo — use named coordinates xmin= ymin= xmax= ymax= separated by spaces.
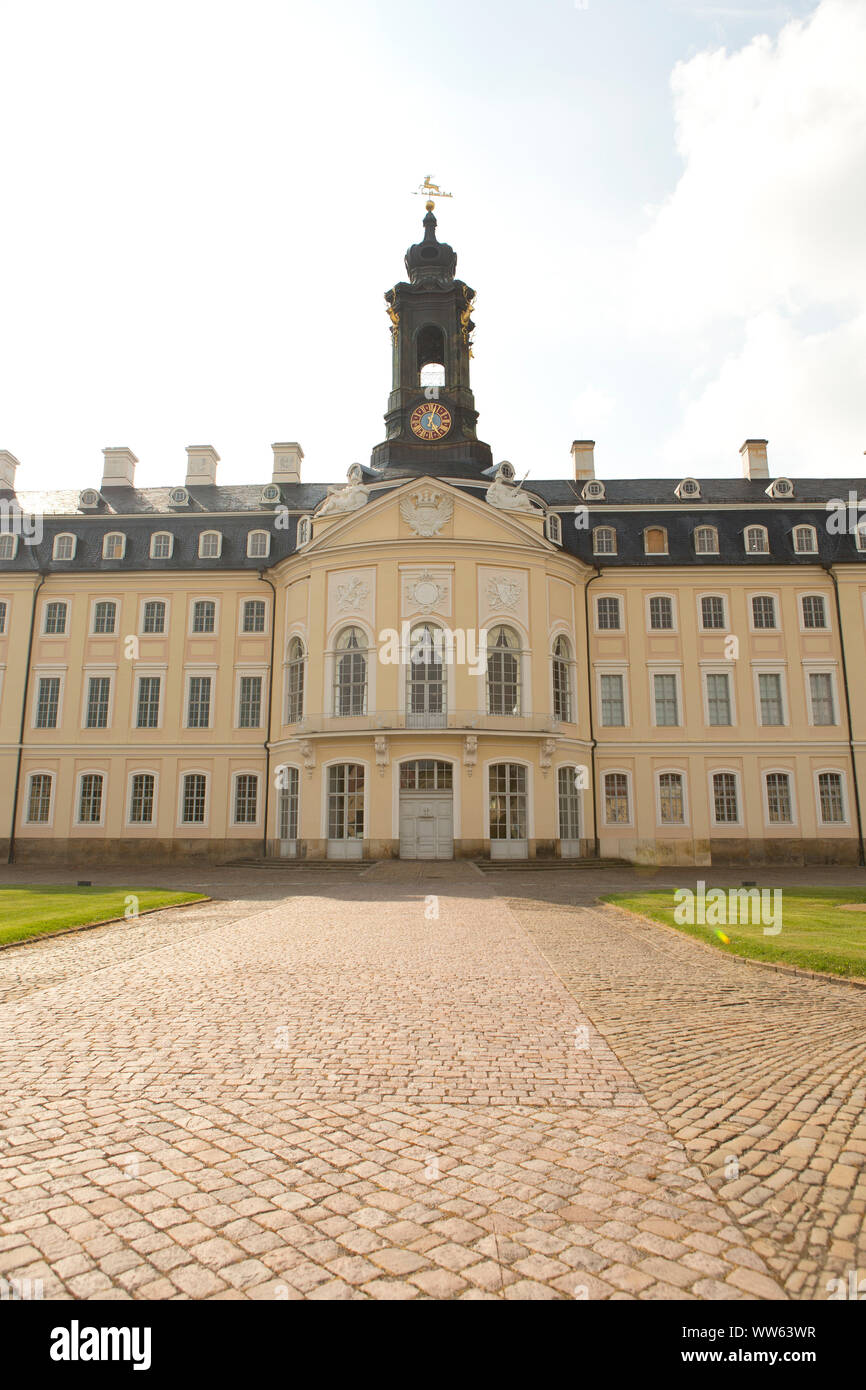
xmin=740 ymin=438 xmax=769 ymax=480
xmin=272 ymin=442 xmax=303 ymax=484
xmin=185 ymin=445 xmax=220 ymax=488
xmin=0 ymin=450 xmax=20 ymax=491
xmin=572 ymin=440 xmax=596 ymax=481
xmin=101 ymin=446 xmax=137 ymax=488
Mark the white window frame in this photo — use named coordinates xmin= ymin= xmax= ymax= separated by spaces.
xmin=594 ymin=592 xmax=624 ymax=633
xmin=748 ymin=591 xmax=780 ymax=632
xmin=177 ymin=769 xmax=210 ymax=828
xmin=90 ymin=597 xmax=119 ymax=636
xmin=744 ymin=525 xmax=770 ymax=555
xmin=198 ymin=530 xmax=223 ymax=560
xmin=139 ymin=596 xmax=170 ymax=635
xmin=708 ymin=768 xmax=743 ymax=828
xmin=296 ymin=517 xmax=312 ymax=548
xmin=804 ymin=664 xmax=839 ymax=727
xmin=601 ymin=767 xmax=633 ymax=827
xmin=0 ymin=595 xmax=9 ymax=635
xmin=42 ymin=599 xmax=69 ymax=636
xmin=74 ymin=768 xmax=107 ymax=827
xmin=693 ymin=525 xmax=718 ymax=555
xmin=481 ymin=757 xmax=534 ymax=843
xmin=550 ymin=629 xmax=576 ymax=724
xmin=645 ymin=592 xmax=678 ymax=634
xmin=149 ymin=531 xmax=174 ymax=560
xmin=648 ymin=665 xmax=682 ymax=728
xmin=235 ymin=667 xmax=267 ymax=730
xmin=102 ymin=532 xmax=126 ymax=561
xmin=52 ymin=532 xmax=77 ymax=561
xmin=592 ymin=526 xmax=617 ymax=557
xmin=24 ymin=769 xmax=56 ymax=827
xmin=80 ymin=667 xmax=116 ymax=731
xmin=814 ymin=767 xmax=849 ymax=826
xmin=183 ymin=667 xmax=217 ymax=730
xmin=231 ymin=769 xmax=262 ymax=827
xmin=132 ymin=666 xmax=166 ymax=730
xmin=655 ymin=768 xmax=689 ymax=827
xmin=762 ymin=768 xmax=797 ymax=829
xmin=246 ymin=530 xmax=271 ymax=560
xmin=239 ymin=595 xmax=269 ymax=636
xmin=596 ymin=666 xmax=630 ymax=728
xmin=188 ymin=596 xmax=220 ymax=636
xmin=31 ymin=668 xmax=65 ymax=729
xmin=701 ymin=665 xmax=737 ymax=727
xmin=125 ymin=769 xmax=160 ymax=828
xmin=793 ymin=525 xmax=818 ymax=555
xmin=320 ymin=757 xmax=370 ymax=843
xmin=752 ymin=664 xmax=788 ymax=727
xmin=697 ymin=592 xmax=728 ymax=632
xmin=0 ymin=534 xmax=19 ymax=560
xmin=798 ymin=592 xmax=830 ymax=632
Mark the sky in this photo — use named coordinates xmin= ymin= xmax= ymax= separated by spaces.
xmin=0 ymin=0 xmax=863 ymax=492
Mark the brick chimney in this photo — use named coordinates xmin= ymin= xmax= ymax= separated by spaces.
xmin=271 ymin=443 xmax=303 ymax=484
xmin=101 ymin=447 xmax=138 ymax=488
xmin=0 ymin=450 xmax=20 ymax=491
xmin=185 ymin=445 xmax=220 ymax=487
xmin=740 ymin=439 xmax=769 ymax=480
xmin=572 ymin=440 xmax=596 ymax=481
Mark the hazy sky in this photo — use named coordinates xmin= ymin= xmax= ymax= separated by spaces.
xmin=1 ymin=0 xmax=863 ymax=491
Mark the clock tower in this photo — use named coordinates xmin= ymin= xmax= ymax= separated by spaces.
xmin=370 ymin=204 xmax=493 ymax=476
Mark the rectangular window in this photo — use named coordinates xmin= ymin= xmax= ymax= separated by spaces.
xmin=713 ymin=772 xmax=739 ymax=824
xmin=192 ymin=601 xmax=216 ymax=634
xmin=129 ymin=773 xmax=155 ymax=824
xmin=187 ymin=676 xmax=212 ymax=728
xmin=818 ymin=772 xmax=844 ymax=823
xmin=758 ymin=672 xmax=784 ymax=725
xmin=26 ymin=773 xmax=52 ymax=823
xmin=242 ymin=600 xmax=266 ymax=633
xmin=238 ymin=675 xmax=263 ymax=728
xmin=700 ymin=596 xmax=726 ymax=630
xmin=596 ymin=596 xmax=621 ymax=630
xmin=801 ymin=595 xmax=827 ymax=630
xmin=44 ymin=602 xmax=67 ymax=635
xmin=706 ymin=673 xmax=732 ymax=726
xmin=604 ymin=773 xmax=630 ymax=824
xmin=0 ymin=600 xmax=7 ymax=634
xmin=752 ymin=595 xmax=777 ymax=629
xmin=649 ymin=596 xmax=673 ymax=630
xmin=809 ymin=672 xmax=836 ymax=726
xmin=136 ymin=676 xmax=161 ymax=729
xmin=766 ymin=772 xmax=793 ymax=823
xmin=599 ymin=674 xmax=625 ymax=727
xmin=182 ymin=773 xmax=207 ymax=824
xmin=653 ymin=673 xmax=679 ymax=726
xmin=85 ymin=676 xmax=111 ymax=729
xmin=78 ymin=773 xmax=103 ymax=824
xmin=93 ymin=601 xmax=116 ymax=634
xmin=142 ymin=601 xmax=166 ymax=634
xmin=234 ymin=774 xmax=259 ymax=824
xmin=35 ymin=676 xmax=60 ymax=728
xmin=659 ymin=772 xmax=684 ymax=825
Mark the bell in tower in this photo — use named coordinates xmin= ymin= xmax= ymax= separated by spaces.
xmin=370 ymin=202 xmax=493 ymax=476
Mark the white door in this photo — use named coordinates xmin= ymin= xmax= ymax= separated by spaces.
xmin=399 ymin=794 xmax=453 ymax=860
xmin=489 ymin=763 xmax=528 ymax=859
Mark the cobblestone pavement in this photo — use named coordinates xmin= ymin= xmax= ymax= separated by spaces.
xmin=0 ymin=860 xmax=861 ymax=1300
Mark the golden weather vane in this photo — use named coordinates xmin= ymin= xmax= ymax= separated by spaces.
xmin=413 ymin=175 xmax=453 ymax=209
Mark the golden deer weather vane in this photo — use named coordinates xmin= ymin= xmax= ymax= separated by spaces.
xmin=413 ymin=175 xmax=453 ymax=210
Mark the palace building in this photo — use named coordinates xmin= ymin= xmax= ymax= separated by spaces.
xmin=1 ymin=205 xmax=865 ymax=867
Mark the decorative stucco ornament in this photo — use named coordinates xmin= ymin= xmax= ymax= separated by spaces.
xmin=317 ymin=463 xmax=369 ymax=516
xmin=407 ymin=570 xmax=447 ymax=612
xmin=335 ymin=577 xmax=370 ymax=612
xmin=400 ymin=490 xmax=453 ymax=537
xmin=487 ymin=576 xmax=521 ymax=611
xmin=485 ymin=461 xmax=539 ymax=513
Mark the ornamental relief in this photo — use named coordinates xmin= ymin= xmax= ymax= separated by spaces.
xmin=477 ymin=566 xmax=529 ymax=630
xmin=402 ymin=568 xmax=452 ymax=618
xmin=327 ymin=567 xmax=375 ymax=629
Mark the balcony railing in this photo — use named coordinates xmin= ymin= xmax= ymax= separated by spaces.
xmin=286 ymin=709 xmax=560 ymax=735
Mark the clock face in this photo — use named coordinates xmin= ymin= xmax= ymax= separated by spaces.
xmin=410 ymin=402 xmax=453 ymax=441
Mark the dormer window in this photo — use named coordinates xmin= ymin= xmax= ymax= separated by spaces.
xmin=199 ymin=531 xmax=222 ymax=559
xmin=694 ymin=525 xmax=718 ymax=555
xmin=297 ymin=517 xmax=312 ymax=548
xmin=150 ymin=532 xmax=173 ymax=559
xmin=644 ymin=526 xmax=668 ymax=555
xmin=0 ymin=533 xmax=19 ymax=560
xmin=53 ymin=533 xmax=76 ymax=560
xmin=766 ymin=477 xmax=794 ymax=499
xmin=103 ymin=532 xmax=126 ymax=560
xmin=260 ymin=484 xmax=281 ymax=505
xmin=546 ymin=514 xmax=562 ymax=545
xmin=675 ymin=478 xmax=701 ymax=500
xmin=593 ymin=526 xmax=616 ymax=555
xmin=745 ymin=525 xmax=769 ymax=554
xmin=169 ymin=487 xmax=190 ymax=508
xmin=582 ymin=480 xmax=605 ymax=501
xmin=79 ymin=489 xmax=101 ymax=510
xmin=247 ymin=530 xmax=270 ymax=559
xmin=793 ymin=525 xmax=817 ymax=554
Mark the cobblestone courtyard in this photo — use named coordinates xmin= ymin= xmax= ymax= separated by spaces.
xmin=0 ymin=862 xmax=864 ymax=1300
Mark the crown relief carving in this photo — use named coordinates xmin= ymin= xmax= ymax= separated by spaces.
xmin=399 ymin=489 xmax=453 ymax=537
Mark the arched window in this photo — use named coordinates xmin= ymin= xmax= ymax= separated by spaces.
xmin=286 ymin=637 xmax=305 ymax=723
xmin=487 ymin=625 xmax=521 ymax=716
xmin=247 ymin=530 xmax=270 ymax=559
xmin=545 ymin=514 xmax=562 ymax=545
xmin=552 ymin=635 xmax=572 ymax=722
xmin=793 ymin=525 xmax=817 ymax=554
xmin=92 ymin=600 xmax=117 ymax=634
xmin=150 ymin=532 xmax=173 ymax=559
xmin=644 ymin=527 xmax=668 ymax=555
xmin=103 ymin=532 xmax=125 ymax=560
xmin=334 ymin=627 xmax=367 ymax=716
xmin=407 ymin=623 xmax=446 ymax=728
xmin=593 ymin=526 xmax=616 ymax=556
xmin=557 ymin=767 xmax=582 ymax=851
xmin=199 ymin=531 xmax=222 ymax=559
xmin=53 ymin=533 xmax=76 ymax=560
xmin=489 ymin=763 xmax=528 ymax=855
xmin=191 ymin=599 xmax=216 ymax=634
xmin=0 ymin=534 xmax=18 ymax=560
xmin=327 ymin=762 xmax=365 ymax=854
xmin=745 ymin=525 xmax=769 ymax=554
xmin=416 ymin=324 xmax=446 ymax=387
xmin=297 ymin=517 xmax=311 ymax=547
xmin=856 ymin=519 xmax=866 ymax=553
xmin=694 ymin=526 xmax=718 ymax=555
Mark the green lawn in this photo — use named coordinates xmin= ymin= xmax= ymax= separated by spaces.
xmin=603 ymin=887 xmax=866 ymax=980
xmin=0 ymin=886 xmax=206 ymax=947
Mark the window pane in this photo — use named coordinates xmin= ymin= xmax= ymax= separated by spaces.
xmin=238 ymin=676 xmax=262 ymax=728
xmin=654 ymin=674 xmax=678 ymax=725
xmin=182 ymin=774 xmax=207 ymax=823
xmin=85 ymin=676 xmax=111 ymax=728
xmin=604 ymin=773 xmax=629 ymax=823
xmin=818 ymin=772 xmax=844 ymax=823
xmin=600 ymin=674 xmax=624 ymax=726
xmin=701 ymin=596 xmax=725 ymax=629
xmin=659 ymin=772 xmax=684 ymax=824
xmin=243 ymin=600 xmax=266 ymax=633
xmin=809 ymin=673 xmax=835 ymax=725
xmin=649 ymin=597 xmax=673 ymax=629
xmin=187 ymin=677 xmax=212 ymax=727
xmin=597 ymin=597 xmax=620 ymax=630
xmin=801 ymin=595 xmax=826 ymax=629
xmin=766 ymin=773 xmax=792 ymax=823
xmin=752 ymin=596 xmax=776 ymax=629
xmin=36 ymin=677 xmax=60 ymax=727
xmin=759 ymin=673 xmax=783 ymax=725
xmin=706 ymin=673 xmax=731 ymax=726
xmin=713 ymin=773 xmax=738 ymax=823
xmin=129 ymin=773 xmax=155 ymax=823
xmin=78 ymin=774 xmax=103 ymax=823
xmin=27 ymin=774 xmax=52 ymax=823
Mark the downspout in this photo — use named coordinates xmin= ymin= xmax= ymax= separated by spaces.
xmin=583 ymin=565 xmax=603 ymax=857
xmin=8 ymin=571 xmax=46 ymax=864
xmin=824 ymin=563 xmax=865 ymax=867
xmin=258 ymin=570 xmax=278 ymax=860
